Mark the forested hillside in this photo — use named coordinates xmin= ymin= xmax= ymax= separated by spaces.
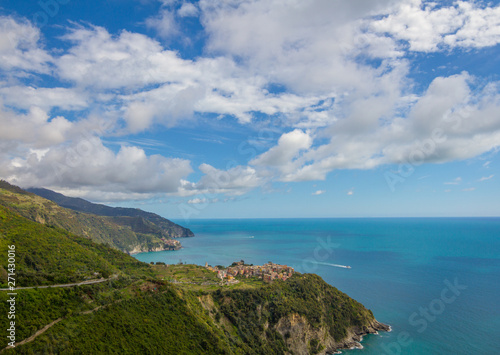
xmin=27 ymin=187 xmax=194 ymax=238
xmin=0 ymin=181 xmax=189 ymax=254
xmin=0 ymin=183 xmax=388 ymax=354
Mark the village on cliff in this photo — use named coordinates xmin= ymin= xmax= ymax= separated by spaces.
xmin=205 ymin=261 xmax=295 ymax=285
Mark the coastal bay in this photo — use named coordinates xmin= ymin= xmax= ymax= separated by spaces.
xmin=135 ymin=218 xmax=500 ymax=354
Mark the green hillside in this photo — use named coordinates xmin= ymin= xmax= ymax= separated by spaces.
xmin=0 ymin=184 xmax=388 ymax=354
xmin=0 ymin=206 xmax=152 ymax=286
xmin=0 ymin=181 xmax=187 ymax=253
xmin=27 ymin=187 xmax=194 ymax=238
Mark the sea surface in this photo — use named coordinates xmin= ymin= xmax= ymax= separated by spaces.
xmin=134 ymin=218 xmax=500 ymax=354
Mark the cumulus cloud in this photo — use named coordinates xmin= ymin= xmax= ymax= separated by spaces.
xmin=0 ymin=86 xmax=88 ymax=111
xmin=178 ymin=3 xmax=199 ymax=17
xmin=2 ymin=1 xmax=500 ymax=202
xmin=177 ymin=163 xmax=264 ymax=197
xmin=0 ymin=16 xmax=52 ymax=73
xmin=312 ymin=190 xmax=325 ymax=196
xmin=0 ymin=104 xmax=73 ymax=148
xmin=251 ymin=129 xmax=312 ymax=171
xmin=56 ymin=25 xmax=182 ymax=89
xmin=51 ymin=24 xmax=331 ymax=131
xmin=1 ymin=137 xmax=193 ymax=200
xmin=255 ymin=73 xmax=500 ymax=182
xmin=200 ymin=0 xmax=404 ymax=95
xmin=146 ymin=9 xmax=180 ymax=39
xmin=371 ymin=0 xmax=500 ymax=51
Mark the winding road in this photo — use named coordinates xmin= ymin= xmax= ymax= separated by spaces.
xmin=0 ymin=276 xmax=116 ymax=291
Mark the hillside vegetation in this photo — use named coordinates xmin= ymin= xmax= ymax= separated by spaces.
xmin=0 ymin=181 xmax=191 ymax=253
xmin=27 ymin=187 xmax=194 ymax=238
xmin=0 ymin=183 xmax=388 ymax=354
xmin=0 ymin=206 xmax=152 ymax=286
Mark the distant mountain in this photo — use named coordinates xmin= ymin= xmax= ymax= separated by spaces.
xmin=27 ymin=187 xmax=194 ymax=239
xmin=0 ymin=181 xmax=389 ymax=354
xmin=0 ymin=181 xmax=189 ymax=254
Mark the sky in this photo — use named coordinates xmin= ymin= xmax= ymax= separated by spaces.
xmin=1 ymin=0 xmax=500 ymax=219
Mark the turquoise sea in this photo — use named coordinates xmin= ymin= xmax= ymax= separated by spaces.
xmin=134 ymin=218 xmax=500 ymax=354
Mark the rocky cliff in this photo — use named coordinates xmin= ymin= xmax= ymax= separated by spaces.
xmin=197 ymin=272 xmax=390 ymax=354
xmin=275 ymin=314 xmax=389 ymax=354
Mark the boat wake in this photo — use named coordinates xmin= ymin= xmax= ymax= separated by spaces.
xmin=318 ymin=262 xmax=351 ymax=269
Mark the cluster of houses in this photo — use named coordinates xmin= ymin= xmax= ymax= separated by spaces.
xmin=161 ymin=238 xmax=181 ymax=250
xmin=205 ymin=261 xmax=295 ymax=284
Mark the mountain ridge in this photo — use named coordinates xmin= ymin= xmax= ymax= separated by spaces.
xmin=0 ymin=181 xmax=189 ymax=254
xmin=26 ymin=187 xmax=194 ymax=239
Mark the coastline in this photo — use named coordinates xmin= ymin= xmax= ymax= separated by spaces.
xmin=331 ymin=320 xmax=391 ymax=354
xmin=128 ymin=243 xmax=182 ymax=255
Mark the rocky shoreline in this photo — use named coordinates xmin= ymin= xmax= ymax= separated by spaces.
xmin=330 ymin=320 xmax=391 ymax=353
xmin=127 ymin=239 xmax=182 ymax=255
xmin=275 ymin=312 xmax=390 ymax=355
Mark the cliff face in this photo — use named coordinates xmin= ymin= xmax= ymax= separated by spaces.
xmin=198 ymin=273 xmax=390 ymax=355
xmin=275 ymin=314 xmax=389 ymax=354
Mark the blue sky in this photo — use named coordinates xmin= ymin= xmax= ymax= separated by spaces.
xmin=1 ymin=0 xmax=500 ymax=218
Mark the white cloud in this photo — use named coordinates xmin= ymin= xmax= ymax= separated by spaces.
xmin=56 ymin=26 xmax=184 ymax=89
xmin=178 ymin=163 xmax=264 ymax=197
xmin=2 ymin=3 xmax=500 ymax=202
xmin=0 ymin=104 xmax=73 ymax=148
xmin=371 ymin=0 xmax=500 ymax=52
xmin=187 ymin=197 xmax=207 ymax=204
xmin=268 ymin=73 xmax=500 ymax=183
xmin=145 ymin=9 xmax=180 ymax=39
xmin=0 ymin=86 xmax=88 ymax=111
xmin=251 ymin=129 xmax=312 ymax=170
xmin=1 ymin=138 xmax=193 ymax=200
xmin=200 ymin=0 xmax=404 ymax=95
xmin=0 ymin=16 xmax=52 ymax=73
xmin=478 ymin=175 xmax=494 ymax=182
xmin=51 ymin=24 xmax=332 ymax=131
xmin=347 ymin=188 xmax=354 ymax=195
xmin=462 ymin=187 xmax=476 ymax=192
xmin=444 ymin=2 xmax=500 ymax=48
xmin=312 ymin=190 xmax=325 ymax=196
xmin=178 ymin=3 xmax=199 ymax=17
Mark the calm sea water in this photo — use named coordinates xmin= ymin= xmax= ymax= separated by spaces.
xmin=134 ymin=218 xmax=500 ymax=354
